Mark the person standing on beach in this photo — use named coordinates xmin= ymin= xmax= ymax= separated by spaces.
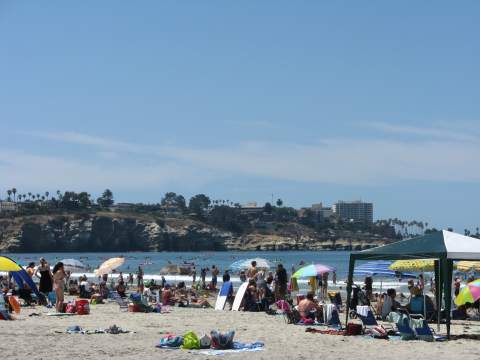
xmin=36 ymin=258 xmax=53 ymax=299
xmin=52 ymin=262 xmax=66 ymax=312
xmin=247 ymin=261 xmax=258 ymax=279
xmin=274 ymin=264 xmax=288 ymax=300
xmin=211 ymin=265 xmax=219 ymax=289
xmin=137 ymin=266 xmax=144 ymax=288
xmin=322 ymin=272 xmax=329 ymax=299
xmin=200 ymin=268 xmax=207 ymax=289
xmin=191 ymin=267 xmax=197 ymax=284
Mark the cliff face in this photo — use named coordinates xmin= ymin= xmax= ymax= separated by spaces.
xmin=0 ymin=213 xmax=389 ymax=252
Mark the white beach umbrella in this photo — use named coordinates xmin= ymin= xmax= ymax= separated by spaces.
xmin=229 ymin=258 xmax=273 ymax=271
xmin=94 ymin=257 xmax=125 ymax=276
xmin=61 ymin=258 xmax=89 ymax=273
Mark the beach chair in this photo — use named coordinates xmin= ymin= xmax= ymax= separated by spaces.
xmin=111 ymin=291 xmax=128 ymax=311
xmin=328 ymin=291 xmax=342 ymax=308
xmin=356 ymin=305 xmax=380 ymax=330
xmin=323 ymin=304 xmax=341 ymax=327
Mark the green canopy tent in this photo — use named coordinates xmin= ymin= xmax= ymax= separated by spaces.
xmin=345 ymin=230 xmax=480 ymax=338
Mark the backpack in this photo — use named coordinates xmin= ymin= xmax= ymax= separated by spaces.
xmin=210 ymin=330 xmax=235 ymax=350
xmin=181 ymin=331 xmax=200 ymax=350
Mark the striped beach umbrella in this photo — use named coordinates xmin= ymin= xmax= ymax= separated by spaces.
xmin=292 ymin=264 xmax=335 ymax=278
xmin=455 ymin=279 xmax=480 ymax=306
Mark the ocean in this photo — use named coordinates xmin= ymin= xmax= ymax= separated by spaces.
xmin=6 ymin=250 xmax=352 ymax=277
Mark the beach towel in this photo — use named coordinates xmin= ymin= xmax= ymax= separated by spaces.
xmin=190 ymin=342 xmax=264 ymax=355
xmin=157 ymin=335 xmax=184 ymax=348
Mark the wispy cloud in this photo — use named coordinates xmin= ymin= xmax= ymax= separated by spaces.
xmin=367 ymin=122 xmax=480 ymax=142
xmin=7 ymin=130 xmax=479 ymax=191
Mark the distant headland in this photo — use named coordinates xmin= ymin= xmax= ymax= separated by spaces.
xmin=1 ymin=188 xmax=471 ymax=253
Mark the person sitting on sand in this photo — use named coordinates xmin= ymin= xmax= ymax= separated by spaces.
xmin=243 ymin=279 xmax=259 ymax=311
xmin=162 ymin=284 xmax=174 ymax=306
xmin=297 ymin=291 xmax=321 ymax=320
xmin=407 ymin=286 xmax=435 ymax=318
xmin=116 ymin=281 xmax=127 ymax=298
xmin=68 ymin=280 xmax=79 ymax=296
xmin=381 ymin=288 xmax=401 ymax=319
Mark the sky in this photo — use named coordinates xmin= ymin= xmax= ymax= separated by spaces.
xmin=0 ymin=1 xmax=479 ymax=231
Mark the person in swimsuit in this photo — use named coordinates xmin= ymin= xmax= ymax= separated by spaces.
xmin=52 ymin=262 xmax=66 ymax=312
xmin=35 ymin=258 xmax=53 ymax=297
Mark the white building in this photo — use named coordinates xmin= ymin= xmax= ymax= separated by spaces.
xmin=0 ymin=201 xmax=17 ymax=212
xmin=333 ymin=200 xmax=373 ymax=223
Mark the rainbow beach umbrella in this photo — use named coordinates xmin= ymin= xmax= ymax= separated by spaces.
xmin=455 ymin=279 xmax=480 ymax=306
xmin=292 ymin=264 xmax=335 ymax=278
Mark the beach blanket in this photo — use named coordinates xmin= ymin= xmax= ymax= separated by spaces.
xmin=188 ymin=342 xmax=264 ymax=355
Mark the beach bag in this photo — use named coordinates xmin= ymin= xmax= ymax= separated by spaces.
xmin=65 ymin=303 xmax=77 ymax=314
xmin=371 ymin=325 xmax=388 ymax=339
xmin=210 ymin=330 xmax=235 ymax=350
xmin=346 ymin=323 xmax=363 ymax=336
xmin=158 ymin=335 xmax=184 ymax=348
xmin=199 ymin=334 xmax=211 ymax=349
xmin=181 ymin=331 xmax=200 ymax=350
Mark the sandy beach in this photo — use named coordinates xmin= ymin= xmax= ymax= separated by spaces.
xmin=2 ymin=299 xmax=480 ymax=360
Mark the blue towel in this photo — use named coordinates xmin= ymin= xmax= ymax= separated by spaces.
xmin=233 ymin=342 xmax=264 ymax=350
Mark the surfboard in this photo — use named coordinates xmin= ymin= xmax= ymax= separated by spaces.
xmin=232 ymin=282 xmax=248 ymax=311
xmin=215 ymin=281 xmax=232 ymax=310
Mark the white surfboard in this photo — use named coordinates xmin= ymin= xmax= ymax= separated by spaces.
xmin=232 ymin=282 xmax=249 ymax=311
xmin=215 ymin=281 xmax=232 ymax=310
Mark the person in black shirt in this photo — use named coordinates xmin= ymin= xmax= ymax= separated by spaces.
xmin=274 ymin=264 xmax=288 ymax=301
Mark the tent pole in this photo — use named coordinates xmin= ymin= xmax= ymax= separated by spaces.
xmin=345 ymin=256 xmax=355 ymax=326
xmin=442 ymin=258 xmax=453 ymax=339
xmin=434 ymin=259 xmax=441 ymax=332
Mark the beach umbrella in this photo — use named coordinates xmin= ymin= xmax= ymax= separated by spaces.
xmin=455 ymin=279 xmax=480 ymax=306
xmin=354 ymin=261 xmax=416 ymax=278
xmin=229 ymin=258 xmax=273 ymax=271
xmin=0 ymin=256 xmax=41 ymax=298
xmin=390 ymin=259 xmax=457 ymax=272
xmin=94 ymin=257 xmax=125 ymax=276
xmin=292 ymin=264 xmax=335 ymax=278
xmin=389 ymin=259 xmax=436 ymax=272
xmin=61 ymin=258 xmax=88 ymax=273
xmin=456 ymin=261 xmax=480 ymax=272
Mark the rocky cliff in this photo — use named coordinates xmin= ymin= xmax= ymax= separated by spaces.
xmin=0 ymin=212 xmax=390 ymax=252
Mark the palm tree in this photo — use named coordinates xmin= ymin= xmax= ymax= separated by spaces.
xmin=12 ymin=188 xmax=16 ymax=202
xmin=41 ymin=196 xmax=45 ymax=201
xmin=36 ymin=193 xmax=40 ymax=200
xmin=28 ymin=192 xmax=32 ymax=200
xmin=45 ymin=191 xmax=49 ymax=200
xmin=6 ymin=189 xmax=12 ymax=201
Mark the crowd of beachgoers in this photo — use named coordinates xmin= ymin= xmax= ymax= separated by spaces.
xmin=2 ymin=256 xmax=480 ymax=359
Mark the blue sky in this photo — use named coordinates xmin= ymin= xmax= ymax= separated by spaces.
xmin=0 ymin=1 xmax=479 ymax=231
